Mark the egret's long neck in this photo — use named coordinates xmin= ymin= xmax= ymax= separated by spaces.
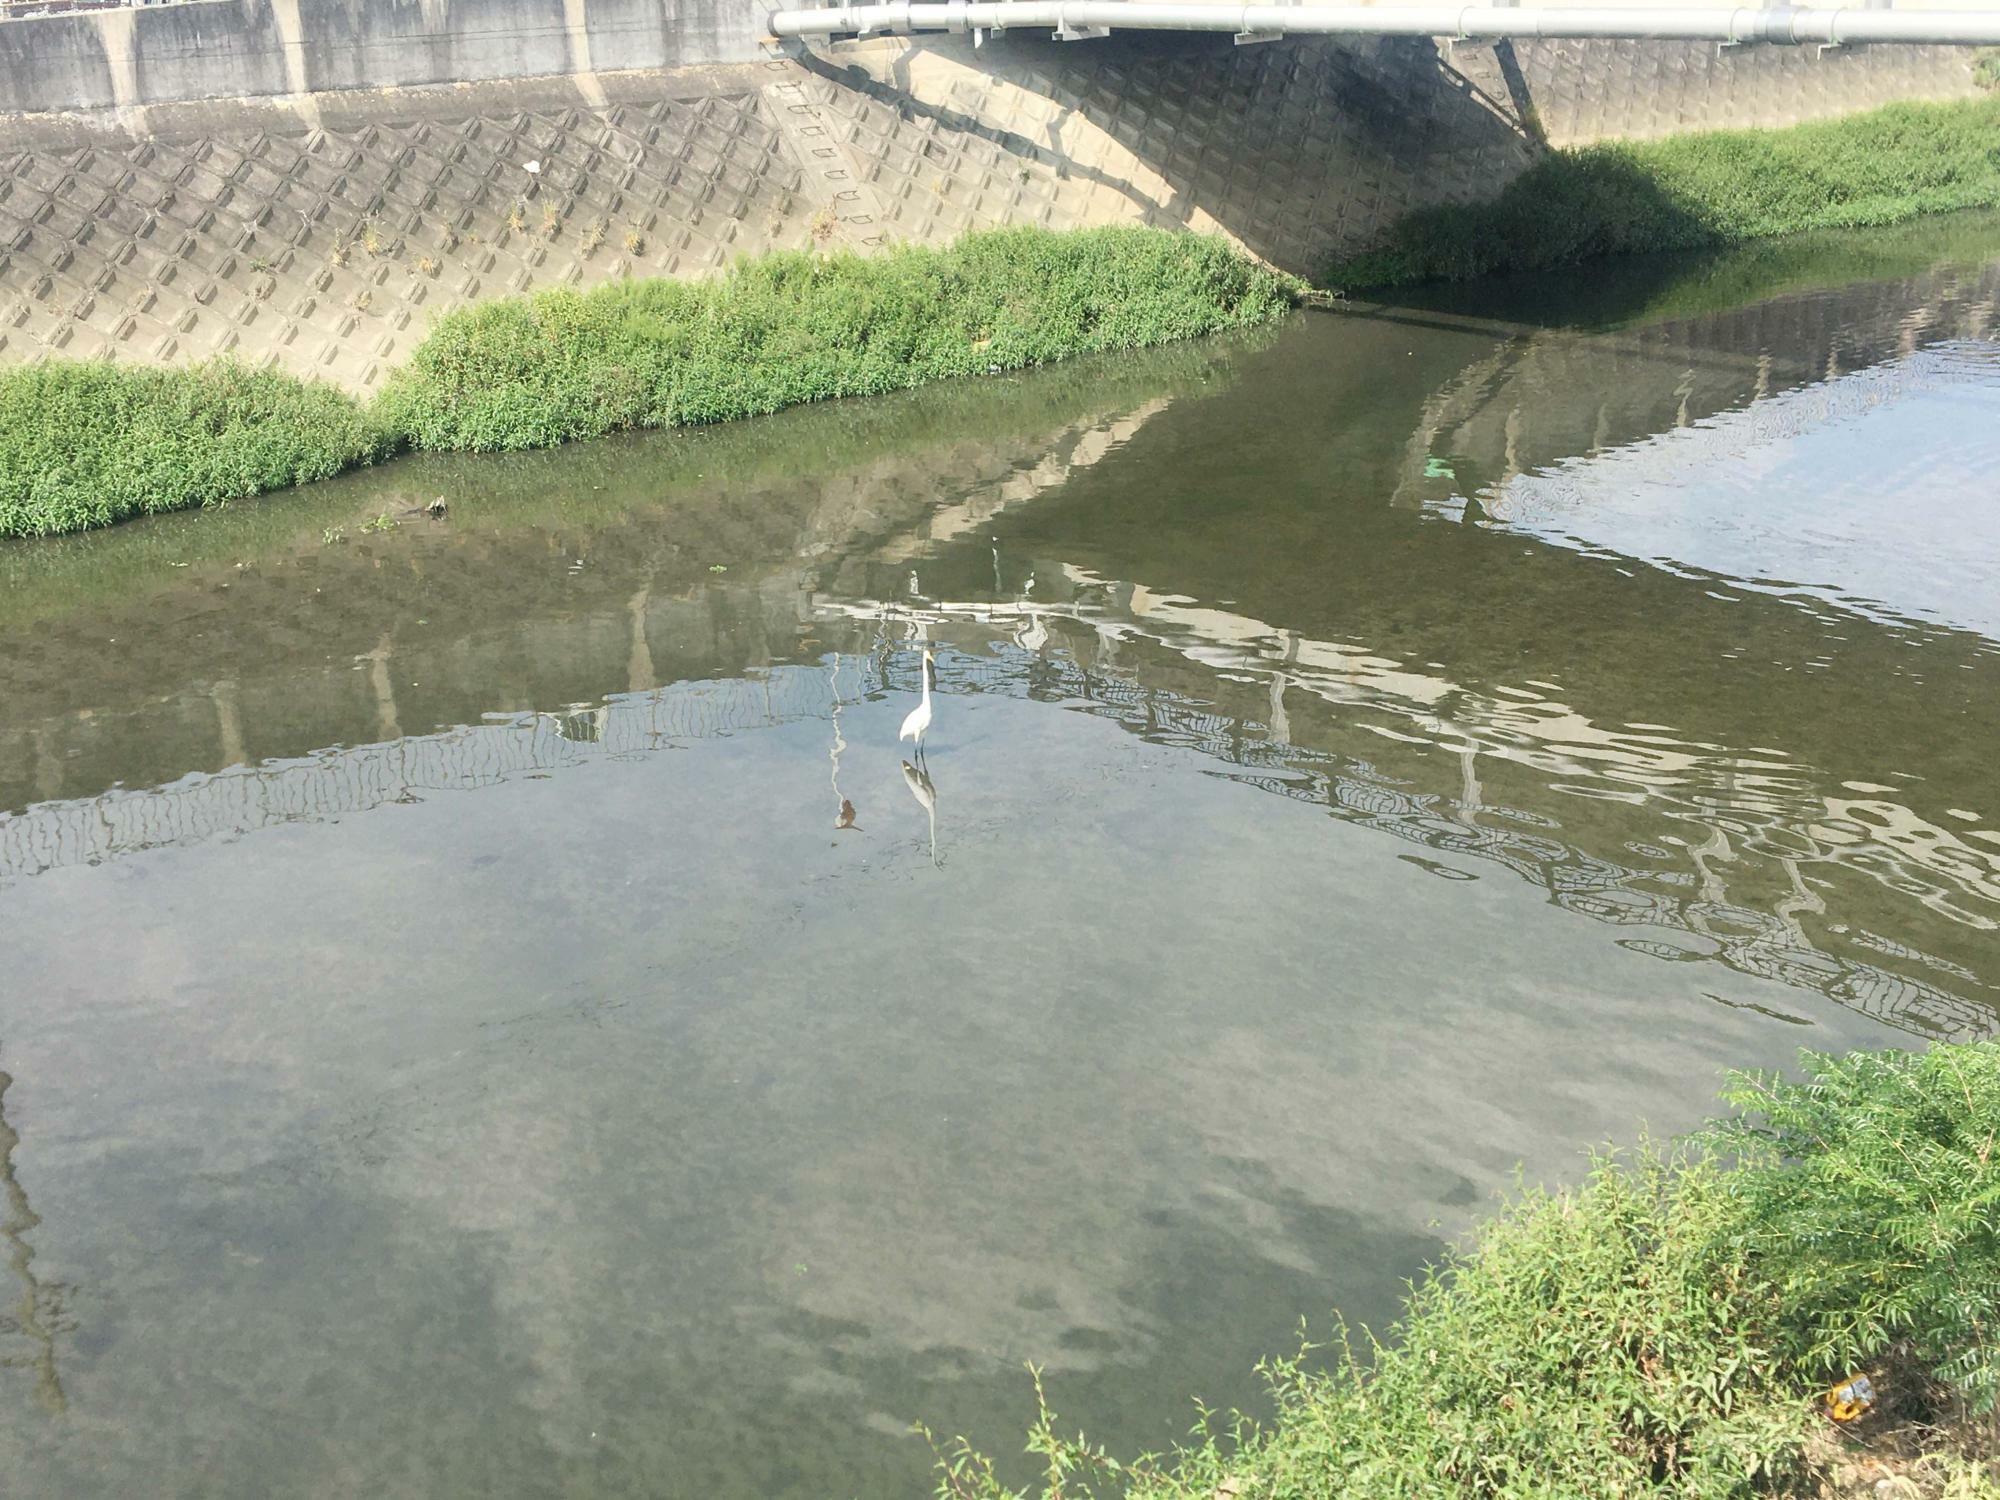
xmin=921 ymin=663 xmax=932 ymax=704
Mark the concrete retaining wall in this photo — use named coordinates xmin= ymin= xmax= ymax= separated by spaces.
xmin=0 ymin=0 xmax=771 ymax=113
xmin=0 ymin=3 xmax=1979 ymax=387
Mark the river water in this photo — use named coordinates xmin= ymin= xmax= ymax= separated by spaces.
xmin=3 ymin=217 xmax=1999 ymax=1498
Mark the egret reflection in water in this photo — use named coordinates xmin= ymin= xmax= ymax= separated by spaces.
xmin=902 ymin=758 xmax=939 ymax=868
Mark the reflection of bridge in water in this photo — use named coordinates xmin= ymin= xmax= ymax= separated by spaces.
xmin=4 ymin=606 xmax=1992 ymax=1045
xmin=0 ymin=1062 xmax=66 ymax=1416
xmin=1387 ymin=246 xmax=2000 ymax=505
xmin=5 ymin=247 xmax=1999 ymax=1051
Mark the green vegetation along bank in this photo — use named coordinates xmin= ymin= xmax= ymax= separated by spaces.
xmin=10 ymin=92 xmax=2000 ymax=539
xmin=0 ymin=227 xmax=1295 ymax=540
xmin=932 ymin=1043 xmax=2000 ymax=1499
xmin=1329 ymin=96 xmax=2000 ymax=290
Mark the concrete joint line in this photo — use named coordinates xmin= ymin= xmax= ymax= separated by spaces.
xmin=268 ymin=0 xmax=313 ymax=97
xmin=267 ymin=0 xmax=326 ymax=131
xmin=564 ymin=0 xmax=611 ymax=108
xmin=91 ymin=6 xmax=150 ymax=138
xmin=757 ymin=77 xmax=889 ymax=247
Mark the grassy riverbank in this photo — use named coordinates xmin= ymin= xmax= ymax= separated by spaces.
xmin=0 ymin=227 xmax=1295 ymax=539
xmin=1328 ymin=96 xmax=2000 ymax=290
xmin=0 ymin=360 xmax=394 ymax=539
xmin=376 ymin=225 xmax=1294 ymax=451
xmin=11 ymin=92 xmax=2000 ymax=538
xmin=932 ymin=1043 xmax=2000 ymax=1499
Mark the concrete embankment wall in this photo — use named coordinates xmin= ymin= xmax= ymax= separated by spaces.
xmin=0 ymin=0 xmax=1979 ymax=387
xmin=0 ymin=0 xmax=767 ymax=115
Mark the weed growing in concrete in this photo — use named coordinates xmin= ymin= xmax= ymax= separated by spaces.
xmin=1327 ymin=96 xmax=2000 ymax=289
xmin=623 ymin=228 xmax=645 ymax=255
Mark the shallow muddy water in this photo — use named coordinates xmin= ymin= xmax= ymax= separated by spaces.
xmin=3 ymin=218 xmax=1998 ymax=1498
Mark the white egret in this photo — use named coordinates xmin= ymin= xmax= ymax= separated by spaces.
xmin=898 ymin=648 xmax=935 ymax=760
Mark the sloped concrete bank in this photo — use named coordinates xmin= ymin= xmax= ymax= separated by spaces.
xmin=0 ymin=0 xmax=1979 ymax=387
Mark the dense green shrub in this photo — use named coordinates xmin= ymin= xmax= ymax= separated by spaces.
xmin=929 ymin=1043 xmax=2000 ymax=1499
xmin=1330 ymin=97 xmax=2000 ymax=289
xmin=1713 ymin=1043 xmax=2000 ymax=1414
xmin=372 ymin=226 xmax=1298 ymax=451
xmin=0 ymin=229 xmax=1293 ymax=537
xmin=0 ymin=359 xmax=393 ymax=538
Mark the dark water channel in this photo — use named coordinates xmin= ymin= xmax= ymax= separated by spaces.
xmin=3 ymin=217 xmax=1999 ymax=1498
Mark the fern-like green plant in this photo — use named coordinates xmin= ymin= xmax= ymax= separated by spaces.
xmin=1706 ymin=1043 xmax=2000 ymax=1411
xmin=925 ymin=1046 xmax=2000 ymax=1499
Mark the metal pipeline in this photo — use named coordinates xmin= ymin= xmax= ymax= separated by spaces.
xmin=767 ymin=2 xmax=2000 ymax=45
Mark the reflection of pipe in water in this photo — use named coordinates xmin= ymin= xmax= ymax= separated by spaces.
xmin=627 ymin=585 xmax=657 ymax=694
xmin=828 ymin=655 xmax=860 ymax=831
xmin=1457 ymin=739 xmax=1484 ymax=825
xmin=212 ymin=679 xmax=246 ymax=771
xmin=30 ymin=723 xmax=62 ymax=804
xmin=1688 ymin=821 xmax=1736 ymax=908
xmin=902 ymin=760 xmax=939 ymax=868
xmin=0 ymin=1062 xmax=67 ymax=1415
xmin=1775 ymin=855 xmax=1827 ymax=939
xmin=358 ymin=635 xmax=402 ymax=743
xmin=542 ymin=705 xmax=609 ymax=744
xmin=1267 ymin=629 xmax=1300 ymax=746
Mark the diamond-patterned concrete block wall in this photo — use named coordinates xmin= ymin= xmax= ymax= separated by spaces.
xmin=0 ymin=34 xmax=1977 ymax=389
xmin=806 ymin=34 xmax=1539 ymax=274
xmin=1511 ymin=36 xmax=1975 ymax=146
xmin=0 ymin=70 xmax=821 ymax=389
